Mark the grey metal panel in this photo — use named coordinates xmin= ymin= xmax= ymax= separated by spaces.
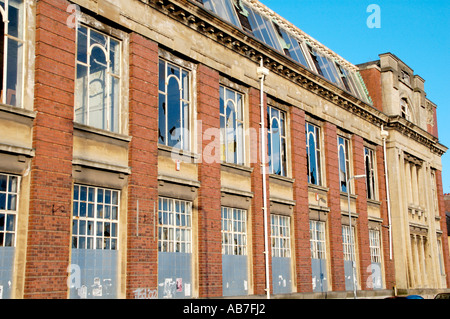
xmin=344 ymin=260 xmax=355 ymax=291
xmin=272 ymin=256 xmax=292 ymax=294
xmin=370 ymin=262 xmax=382 ymax=289
xmin=311 ymin=258 xmax=328 ymax=293
xmin=69 ymin=249 xmax=119 ymax=299
xmin=158 ymin=252 xmax=192 ymax=299
xmin=222 ymin=254 xmax=248 ymax=296
xmin=0 ymin=247 xmax=15 ymax=299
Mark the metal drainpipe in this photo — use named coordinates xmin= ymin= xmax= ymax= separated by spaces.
xmin=381 ymin=125 xmax=393 ymax=260
xmin=257 ymin=58 xmax=270 ymax=299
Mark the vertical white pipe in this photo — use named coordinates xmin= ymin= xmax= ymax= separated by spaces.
xmin=258 ymin=58 xmax=270 ymax=299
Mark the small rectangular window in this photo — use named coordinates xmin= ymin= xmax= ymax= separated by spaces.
xmin=271 ymin=214 xmax=291 ymax=258
xmin=158 ymin=197 xmax=192 ymax=253
xmin=310 ymin=220 xmax=326 ymax=260
xmin=221 ymin=207 xmax=247 ymax=255
xmin=75 ymin=25 xmax=121 ymax=133
xmin=369 ymin=229 xmax=381 ymax=263
xmin=342 ymin=225 xmax=356 ymax=261
xmin=0 ymin=174 xmax=19 ymax=247
xmin=158 ymin=59 xmax=191 ymax=151
xmin=267 ymin=106 xmax=287 ymax=176
xmin=72 ymin=185 xmax=119 ymax=250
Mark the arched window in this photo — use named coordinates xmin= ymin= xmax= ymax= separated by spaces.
xmin=75 ymin=25 xmax=121 ymax=132
xmin=338 ymin=136 xmax=351 ymax=193
xmin=306 ymin=122 xmax=322 ymax=186
xmin=267 ymin=106 xmax=287 ymax=176
xmin=0 ymin=0 xmax=24 ymax=107
xmin=400 ymin=98 xmax=411 ymax=121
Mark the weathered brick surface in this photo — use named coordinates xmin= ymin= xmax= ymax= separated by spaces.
xmin=24 ymin=0 xmax=75 ymax=298
xmin=290 ymin=107 xmax=312 ymax=292
xmin=435 ymin=170 xmax=450 ymax=287
xmin=197 ymin=64 xmax=222 ymax=297
xmin=359 ymin=67 xmax=382 ymax=112
xmin=248 ymin=87 xmax=271 ymax=295
xmin=323 ymin=122 xmax=345 ymax=291
xmin=126 ymin=33 xmax=159 ymax=298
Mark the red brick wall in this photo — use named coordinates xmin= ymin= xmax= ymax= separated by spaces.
xmin=197 ymin=64 xmax=222 ymax=297
xmin=351 ymin=136 xmax=371 ymax=289
xmin=376 ymin=145 xmax=396 ymax=289
xmin=323 ymin=122 xmax=345 ymax=291
xmin=290 ymin=107 xmax=312 ymax=292
xmin=435 ymin=170 xmax=450 ymax=287
xmin=359 ymin=67 xmax=382 ymax=112
xmin=126 ymin=33 xmax=159 ymax=298
xmin=249 ymin=87 xmax=272 ymax=295
xmin=25 ymin=0 xmax=75 ymax=298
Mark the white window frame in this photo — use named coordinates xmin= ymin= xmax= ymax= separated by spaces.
xmin=271 ymin=214 xmax=291 ymax=258
xmin=267 ymin=105 xmax=288 ymax=176
xmin=400 ymin=98 xmax=411 ymax=121
xmin=342 ymin=225 xmax=356 ymax=261
xmin=306 ymin=122 xmax=322 ymax=186
xmin=221 ymin=206 xmax=247 ymax=256
xmin=310 ymin=220 xmax=326 ymax=260
xmin=364 ymin=147 xmax=377 ymax=200
xmin=0 ymin=173 xmax=19 ymax=247
xmin=75 ymin=24 xmax=122 ymax=133
xmin=0 ymin=0 xmax=25 ymax=107
xmin=72 ymin=184 xmax=120 ymax=250
xmin=338 ymin=136 xmax=351 ymax=193
xmin=220 ymin=85 xmax=245 ymax=165
xmin=158 ymin=197 xmax=192 ymax=253
xmin=158 ymin=58 xmax=191 ymax=151
xmin=369 ymin=229 xmax=381 ymax=263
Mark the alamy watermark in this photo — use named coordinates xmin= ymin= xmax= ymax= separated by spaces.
xmin=367 ymin=4 xmax=381 ymax=29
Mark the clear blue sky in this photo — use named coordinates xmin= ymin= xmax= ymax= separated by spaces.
xmin=259 ymin=0 xmax=450 ymax=194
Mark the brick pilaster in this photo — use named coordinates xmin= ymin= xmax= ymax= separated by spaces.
xmin=24 ymin=0 xmax=76 ymax=298
xmin=435 ymin=170 xmax=450 ymax=287
xmin=323 ymin=122 xmax=345 ymax=291
xmin=352 ymin=135 xmax=371 ymax=290
xmin=126 ymin=33 xmax=159 ymax=298
xmin=376 ymin=145 xmax=396 ymax=289
xmin=290 ymin=106 xmax=312 ymax=292
xmin=197 ymin=63 xmax=222 ymax=297
xmin=249 ymin=87 xmax=271 ymax=295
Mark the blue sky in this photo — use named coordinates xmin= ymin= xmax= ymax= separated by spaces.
xmin=259 ymin=0 xmax=450 ymax=194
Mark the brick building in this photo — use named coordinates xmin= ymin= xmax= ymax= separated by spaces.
xmin=0 ymin=0 xmax=448 ymax=299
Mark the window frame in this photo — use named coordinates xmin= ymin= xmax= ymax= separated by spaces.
xmin=306 ymin=122 xmax=322 ymax=186
xmin=72 ymin=184 xmax=120 ymax=250
xmin=342 ymin=225 xmax=356 ymax=261
xmin=158 ymin=58 xmax=192 ymax=151
xmin=220 ymin=85 xmax=245 ymax=165
xmin=400 ymin=98 xmax=411 ymax=121
xmin=271 ymin=214 xmax=291 ymax=258
xmin=75 ymin=24 xmax=122 ymax=133
xmin=0 ymin=0 xmax=25 ymax=107
xmin=0 ymin=173 xmax=19 ymax=247
xmin=338 ymin=135 xmax=351 ymax=193
xmin=310 ymin=220 xmax=326 ymax=260
xmin=267 ymin=105 xmax=288 ymax=177
xmin=221 ymin=206 xmax=247 ymax=256
xmin=369 ymin=229 xmax=381 ymax=264
xmin=158 ymin=197 xmax=192 ymax=254
xmin=364 ymin=146 xmax=377 ymax=200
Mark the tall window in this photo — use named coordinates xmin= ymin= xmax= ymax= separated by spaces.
xmin=271 ymin=214 xmax=291 ymax=258
xmin=0 ymin=174 xmax=18 ymax=247
xmin=364 ymin=147 xmax=377 ymax=200
xmin=267 ymin=106 xmax=287 ymax=176
xmin=338 ymin=136 xmax=351 ymax=193
xmin=400 ymin=98 xmax=410 ymax=121
xmin=158 ymin=197 xmax=192 ymax=253
xmin=221 ymin=207 xmax=247 ymax=255
xmin=369 ymin=229 xmax=381 ymax=264
xmin=306 ymin=123 xmax=322 ymax=185
xmin=158 ymin=59 xmax=190 ymax=151
xmin=220 ymin=86 xmax=244 ymax=165
xmin=0 ymin=0 xmax=24 ymax=107
xmin=72 ymin=185 xmax=119 ymax=250
xmin=310 ymin=220 xmax=326 ymax=259
xmin=75 ymin=25 xmax=121 ymax=132
xmin=342 ymin=225 xmax=356 ymax=261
